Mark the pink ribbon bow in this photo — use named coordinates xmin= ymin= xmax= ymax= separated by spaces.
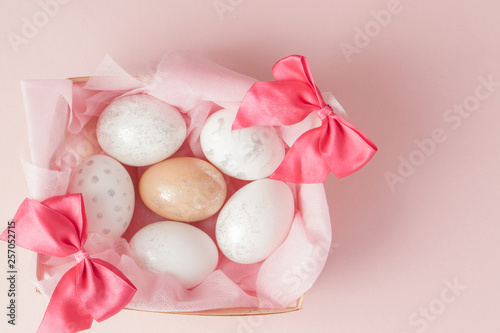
xmin=0 ymin=194 xmax=136 ymax=333
xmin=232 ymin=55 xmax=377 ymax=183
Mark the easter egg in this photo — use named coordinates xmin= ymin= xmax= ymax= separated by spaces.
xmin=67 ymin=155 xmax=135 ymax=237
xmin=139 ymin=157 xmax=227 ymax=222
xmin=199 ymin=107 xmax=285 ymax=180
xmin=216 ymin=179 xmax=294 ymax=264
xmin=96 ymin=94 xmax=186 ymax=167
xmin=130 ymin=221 xmax=219 ymax=288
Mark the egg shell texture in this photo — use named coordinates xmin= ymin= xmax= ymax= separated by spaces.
xmin=216 ymin=179 xmax=295 ymax=264
xmin=96 ymin=94 xmax=186 ymax=167
xmin=67 ymin=155 xmax=135 ymax=237
xmin=139 ymin=157 xmax=227 ymax=222
xmin=200 ymin=107 xmax=285 ymax=180
xmin=130 ymin=221 xmax=219 ymax=289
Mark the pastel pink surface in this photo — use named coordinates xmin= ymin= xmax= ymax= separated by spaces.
xmin=1 ymin=1 xmax=500 ymax=333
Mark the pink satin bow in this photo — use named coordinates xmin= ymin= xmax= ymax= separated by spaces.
xmin=0 ymin=194 xmax=136 ymax=333
xmin=232 ymin=55 xmax=377 ymax=183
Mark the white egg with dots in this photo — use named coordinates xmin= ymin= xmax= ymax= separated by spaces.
xmin=68 ymin=155 xmax=135 ymax=237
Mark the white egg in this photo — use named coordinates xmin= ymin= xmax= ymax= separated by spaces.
xmin=67 ymin=155 xmax=135 ymax=237
xmin=130 ymin=221 xmax=219 ymax=289
xmin=200 ymin=107 xmax=285 ymax=180
xmin=216 ymin=179 xmax=295 ymax=264
xmin=97 ymin=94 xmax=186 ymax=167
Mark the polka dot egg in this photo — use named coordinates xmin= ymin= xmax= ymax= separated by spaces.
xmin=68 ymin=155 xmax=135 ymax=237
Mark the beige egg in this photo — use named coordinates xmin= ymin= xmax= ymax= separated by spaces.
xmin=139 ymin=157 xmax=227 ymax=222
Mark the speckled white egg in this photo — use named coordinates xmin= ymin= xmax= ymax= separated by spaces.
xmin=67 ymin=155 xmax=135 ymax=237
xmin=97 ymin=94 xmax=186 ymax=167
xmin=130 ymin=221 xmax=219 ymax=288
xmin=216 ymin=179 xmax=295 ymax=264
xmin=200 ymin=107 xmax=285 ymax=180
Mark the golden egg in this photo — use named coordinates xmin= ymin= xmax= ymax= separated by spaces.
xmin=139 ymin=157 xmax=227 ymax=222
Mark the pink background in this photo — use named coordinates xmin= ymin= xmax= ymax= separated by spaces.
xmin=1 ymin=0 xmax=499 ymax=332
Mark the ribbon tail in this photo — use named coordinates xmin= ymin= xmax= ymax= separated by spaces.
xmin=320 ymin=116 xmax=377 ymax=178
xmin=270 ymin=127 xmax=331 ymax=183
xmin=37 ymin=263 xmax=93 ymax=333
xmin=79 ymin=258 xmax=136 ymax=322
xmin=0 ymin=193 xmax=135 ymax=333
